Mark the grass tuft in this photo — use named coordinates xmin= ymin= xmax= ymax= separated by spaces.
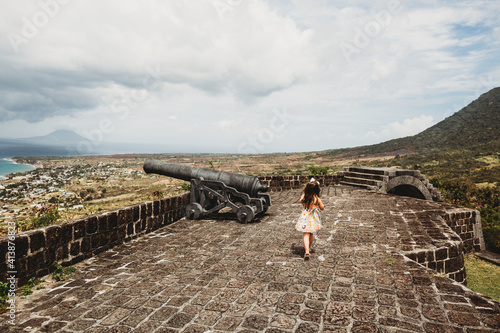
xmin=464 ymin=254 xmax=500 ymax=302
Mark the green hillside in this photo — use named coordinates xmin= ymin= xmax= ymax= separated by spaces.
xmin=337 ymin=87 xmax=500 ymax=254
xmin=321 ymin=87 xmax=500 ymax=157
xmin=412 ymin=87 xmax=500 ymax=151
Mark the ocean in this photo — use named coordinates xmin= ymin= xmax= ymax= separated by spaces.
xmin=0 ymin=157 xmax=36 ymax=180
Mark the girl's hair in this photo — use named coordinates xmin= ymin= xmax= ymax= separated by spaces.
xmin=301 ymin=182 xmax=320 ymax=208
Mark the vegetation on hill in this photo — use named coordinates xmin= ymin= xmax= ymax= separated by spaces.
xmin=343 ymin=87 xmax=500 ymax=253
xmin=321 ymin=87 xmax=500 ymax=158
xmin=371 ymin=150 xmax=500 ymax=254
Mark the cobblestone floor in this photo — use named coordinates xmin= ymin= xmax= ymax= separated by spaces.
xmin=2 ymin=186 xmax=499 ymax=332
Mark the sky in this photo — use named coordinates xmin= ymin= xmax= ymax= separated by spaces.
xmin=0 ymin=0 xmax=499 ymax=154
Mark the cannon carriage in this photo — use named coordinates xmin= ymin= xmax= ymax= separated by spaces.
xmin=143 ymin=159 xmax=271 ymax=223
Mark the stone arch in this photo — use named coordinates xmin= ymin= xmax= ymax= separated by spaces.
xmin=386 ymin=175 xmax=432 ymax=200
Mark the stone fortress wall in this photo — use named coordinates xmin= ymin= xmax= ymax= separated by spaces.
xmin=1 ymin=193 xmax=190 ymax=286
xmin=1 ymin=168 xmax=485 ymax=287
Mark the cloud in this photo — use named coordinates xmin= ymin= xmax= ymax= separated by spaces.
xmin=0 ymin=0 xmax=316 ymax=122
xmin=0 ymin=0 xmax=499 ymax=152
xmin=365 ymin=115 xmax=436 ymax=143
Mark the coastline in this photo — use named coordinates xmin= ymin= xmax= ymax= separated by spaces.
xmin=0 ymin=157 xmax=37 ymax=180
xmin=10 ymin=157 xmax=38 ymax=169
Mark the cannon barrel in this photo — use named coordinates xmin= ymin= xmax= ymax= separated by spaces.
xmin=143 ymin=159 xmax=268 ymax=196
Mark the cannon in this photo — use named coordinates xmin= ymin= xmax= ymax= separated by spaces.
xmin=143 ymin=159 xmax=271 ymax=223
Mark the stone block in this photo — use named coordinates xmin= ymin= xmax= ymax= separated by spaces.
xmin=133 ymin=205 xmax=140 ymax=221
xmin=416 ymin=251 xmax=426 ymax=263
xmin=117 ymin=225 xmax=126 ymax=239
xmin=446 ymin=257 xmax=462 ymax=273
xmin=97 ymin=215 xmax=108 ymax=233
xmin=56 ymin=244 xmax=69 ymax=262
xmin=81 ymin=237 xmax=91 ymax=253
xmin=86 ymin=216 xmax=98 ymax=234
xmin=436 ymin=261 xmax=444 ymax=273
xmin=46 ymin=225 xmax=61 ymax=249
xmin=463 ymin=239 xmax=473 ymax=251
xmin=107 ymin=211 xmax=118 ymax=229
xmin=449 ymin=245 xmax=458 ymax=258
xmin=435 ymin=248 xmax=447 ymax=260
xmin=455 ymin=271 xmax=465 ymax=283
xmin=15 ymin=234 xmax=29 ymax=258
xmin=127 ymin=222 xmax=134 ymax=236
xmin=134 ymin=220 xmax=143 ymax=233
xmin=153 ymin=200 xmax=160 ymax=216
xmin=0 ymin=238 xmax=8 ymax=262
xmin=108 ymin=229 xmax=118 ymax=244
xmin=28 ymin=251 xmax=45 ymax=275
xmin=117 ymin=208 xmax=131 ymax=226
xmin=29 ymin=230 xmax=46 ymax=253
xmin=90 ymin=234 xmax=101 ymax=249
xmin=45 ymin=248 xmax=56 ymax=266
xmin=16 ymin=257 xmax=27 ymax=277
xmin=406 ymin=253 xmax=416 ymax=261
xmin=70 ymin=242 xmax=80 ymax=256
xmin=181 ymin=192 xmax=190 ymax=205
xmin=60 ymin=222 xmax=73 ymax=243
xmin=73 ymin=219 xmax=85 ymax=239
xmin=425 ymin=250 xmax=435 ymax=262
xmin=163 ymin=197 xmax=170 ymax=211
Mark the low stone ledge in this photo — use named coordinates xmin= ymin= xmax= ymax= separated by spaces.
xmin=0 ymin=192 xmax=189 ymax=286
xmin=398 ymin=202 xmax=484 ymax=284
xmin=404 ymin=240 xmax=466 ymax=284
xmin=259 ymin=175 xmax=340 ymax=191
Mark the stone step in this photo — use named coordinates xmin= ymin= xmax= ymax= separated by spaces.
xmin=340 ymin=181 xmax=377 ymax=191
xmin=343 ymin=171 xmax=388 ymax=182
xmin=344 ymin=166 xmax=390 ymax=176
xmin=342 ymin=176 xmax=381 ymax=187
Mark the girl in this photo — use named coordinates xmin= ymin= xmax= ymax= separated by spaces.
xmin=296 ymin=179 xmax=325 ymax=260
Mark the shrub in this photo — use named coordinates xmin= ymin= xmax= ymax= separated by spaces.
xmin=431 ymin=178 xmax=500 ymax=254
xmin=16 ymin=205 xmax=61 ymax=232
xmin=52 ymin=263 xmax=77 ymax=281
xmin=307 ymin=165 xmax=329 ymax=175
xmin=31 ymin=205 xmax=61 ymax=229
xmin=0 ymin=281 xmax=8 ymax=308
xmin=150 ymin=190 xmax=164 ymax=200
xmin=481 ymin=207 xmax=500 ymax=253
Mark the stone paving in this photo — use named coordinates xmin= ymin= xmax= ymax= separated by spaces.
xmin=2 ymin=186 xmax=499 ymax=332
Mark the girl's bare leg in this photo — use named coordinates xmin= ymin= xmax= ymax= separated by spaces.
xmin=303 ymin=232 xmax=311 ymax=257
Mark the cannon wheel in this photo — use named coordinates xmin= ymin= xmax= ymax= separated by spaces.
xmin=186 ymin=203 xmax=203 ymax=220
xmin=237 ymin=205 xmax=255 ymax=224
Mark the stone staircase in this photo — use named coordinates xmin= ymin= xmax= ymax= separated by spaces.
xmin=338 ymin=166 xmax=389 ymax=191
xmin=338 ymin=166 xmax=443 ymax=201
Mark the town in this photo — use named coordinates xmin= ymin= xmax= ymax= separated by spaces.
xmin=0 ymin=157 xmax=188 ymax=236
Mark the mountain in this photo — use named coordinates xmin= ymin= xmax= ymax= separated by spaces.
xmin=0 ymin=130 xmax=88 ymax=157
xmin=0 ymin=130 xmax=200 ymax=157
xmin=322 ymin=87 xmax=500 ymax=157
xmin=19 ymin=129 xmax=86 ymax=146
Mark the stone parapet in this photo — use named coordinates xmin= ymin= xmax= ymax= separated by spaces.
xmin=404 ymin=241 xmax=466 ymax=283
xmin=1 ymin=185 xmax=498 ymax=332
xmin=0 ymin=192 xmax=189 ymax=285
xmin=387 ymin=199 xmax=484 ymax=284
xmin=441 ymin=207 xmax=485 ymax=252
xmin=339 ymin=166 xmax=443 ymax=201
xmin=258 ymin=175 xmax=339 ymax=191
xmin=0 ymin=175 xmax=486 ymax=291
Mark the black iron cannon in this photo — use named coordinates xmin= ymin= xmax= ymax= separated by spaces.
xmin=143 ymin=159 xmax=271 ymax=223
